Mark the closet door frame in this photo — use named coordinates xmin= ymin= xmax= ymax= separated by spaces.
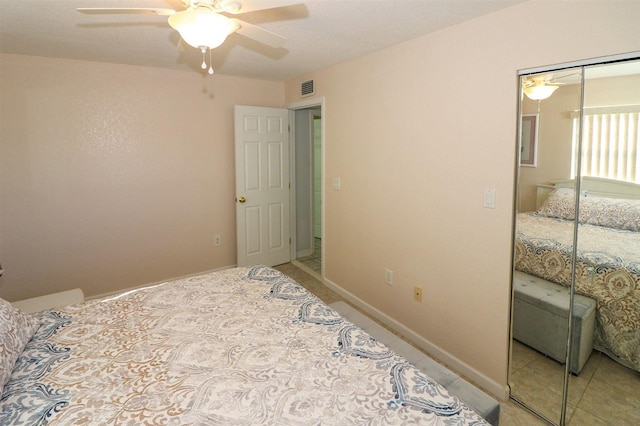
xmin=510 ymin=50 xmax=640 ymax=425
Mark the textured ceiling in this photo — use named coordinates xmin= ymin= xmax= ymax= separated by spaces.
xmin=0 ymin=0 xmax=523 ymax=81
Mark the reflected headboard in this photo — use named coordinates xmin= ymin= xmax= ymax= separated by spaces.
xmin=536 ymin=177 xmax=640 ymax=209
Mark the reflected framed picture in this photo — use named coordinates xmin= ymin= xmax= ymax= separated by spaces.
xmin=520 ymin=114 xmax=538 ymax=167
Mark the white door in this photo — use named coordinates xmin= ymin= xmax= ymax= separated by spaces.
xmin=234 ymin=105 xmax=290 ymax=267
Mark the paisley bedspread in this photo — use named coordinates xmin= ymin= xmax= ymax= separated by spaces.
xmin=515 ymin=213 xmax=640 ymax=371
xmin=0 ymin=265 xmax=488 ymax=425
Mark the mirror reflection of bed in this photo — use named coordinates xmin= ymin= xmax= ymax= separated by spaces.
xmin=510 ymin=59 xmax=640 ymax=425
xmin=516 ymin=177 xmax=640 ymax=365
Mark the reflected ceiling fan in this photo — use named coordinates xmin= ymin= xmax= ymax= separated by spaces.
xmin=522 ymin=72 xmax=580 ymax=101
xmin=78 ymin=0 xmax=302 ymax=74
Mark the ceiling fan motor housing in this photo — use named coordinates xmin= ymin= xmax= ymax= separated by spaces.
xmin=168 ymin=9 xmax=237 ymax=49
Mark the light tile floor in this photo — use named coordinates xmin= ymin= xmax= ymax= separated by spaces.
xmin=511 ymin=340 xmax=640 ymax=425
xmin=296 ymin=238 xmax=322 ymax=274
xmin=274 ymin=262 xmax=547 ymax=426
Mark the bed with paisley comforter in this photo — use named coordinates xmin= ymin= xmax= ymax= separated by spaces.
xmin=0 ymin=265 xmax=489 ymax=425
xmin=514 ymin=190 xmax=640 ymax=372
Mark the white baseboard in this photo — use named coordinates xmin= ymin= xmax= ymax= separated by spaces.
xmin=296 ymin=248 xmax=313 ymax=258
xmin=291 ymin=259 xmax=321 ymax=280
xmin=322 ymin=276 xmax=510 ymax=401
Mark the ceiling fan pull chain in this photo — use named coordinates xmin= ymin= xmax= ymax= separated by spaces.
xmin=200 ymin=46 xmax=207 ymax=70
xmin=208 ymin=48 xmax=214 ymax=75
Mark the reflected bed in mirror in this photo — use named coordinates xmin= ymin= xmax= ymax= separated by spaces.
xmin=514 ymin=177 xmax=640 ymax=373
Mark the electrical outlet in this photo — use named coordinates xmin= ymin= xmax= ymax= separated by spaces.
xmin=413 ymin=286 xmax=423 ymax=303
xmin=385 ymin=268 xmax=393 ymax=285
xmin=214 ymin=235 xmax=221 ymax=246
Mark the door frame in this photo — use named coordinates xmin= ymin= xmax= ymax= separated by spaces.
xmin=287 ymin=96 xmax=325 ymax=277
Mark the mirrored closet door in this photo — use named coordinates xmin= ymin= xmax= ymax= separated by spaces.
xmin=510 ymin=56 xmax=640 ymax=425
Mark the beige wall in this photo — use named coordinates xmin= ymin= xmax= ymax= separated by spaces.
xmin=0 ymin=54 xmax=284 ymax=301
xmin=285 ymin=1 xmax=640 ymax=397
xmin=584 ymin=73 xmax=640 ymax=106
xmin=519 ymin=84 xmax=581 ymax=212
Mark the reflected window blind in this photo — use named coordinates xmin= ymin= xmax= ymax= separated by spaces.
xmin=572 ymin=106 xmax=640 ymax=183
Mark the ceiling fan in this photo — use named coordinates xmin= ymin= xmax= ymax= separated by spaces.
xmin=78 ymin=0 xmax=302 ymax=74
xmin=522 ymin=72 xmax=579 ymax=101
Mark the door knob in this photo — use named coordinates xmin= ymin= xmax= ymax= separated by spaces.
xmin=237 ymin=197 xmax=246 ymax=203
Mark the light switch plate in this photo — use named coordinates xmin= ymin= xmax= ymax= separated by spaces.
xmin=332 ymin=178 xmax=341 ymax=190
xmin=484 ymin=189 xmax=496 ymax=209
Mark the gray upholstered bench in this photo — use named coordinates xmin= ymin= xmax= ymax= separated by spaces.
xmin=512 ymin=271 xmax=596 ymax=374
xmin=330 ymin=301 xmax=500 ymax=426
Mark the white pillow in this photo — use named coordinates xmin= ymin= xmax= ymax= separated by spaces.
xmin=0 ymin=297 xmax=40 ymax=398
xmin=537 ymin=190 xmax=575 ymax=220
xmin=538 ymin=189 xmax=640 ymax=232
xmin=579 ymin=196 xmax=640 ymax=232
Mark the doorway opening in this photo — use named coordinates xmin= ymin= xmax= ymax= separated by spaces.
xmin=289 ymin=98 xmax=324 ymax=279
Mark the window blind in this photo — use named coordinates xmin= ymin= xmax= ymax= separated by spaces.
xmin=571 ymin=106 xmax=640 ymax=183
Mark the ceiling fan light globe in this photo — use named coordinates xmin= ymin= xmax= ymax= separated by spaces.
xmin=168 ymin=10 xmax=236 ymax=49
xmin=523 ymin=84 xmax=559 ymax=101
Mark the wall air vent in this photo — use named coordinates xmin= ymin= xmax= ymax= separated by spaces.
xmin=301 ymin=79 xmax=315 ymax=97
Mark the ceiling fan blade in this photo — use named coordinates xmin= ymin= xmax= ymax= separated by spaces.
xmin=221 ymin=0 xmax=302 ymax=15
xmin=231 ymin=18 xmax=287 ymax=48
xmin=77 ymin=8 xmax=176 ymax=16
xmin=549 ymin=73 xmax=581 ymax=84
